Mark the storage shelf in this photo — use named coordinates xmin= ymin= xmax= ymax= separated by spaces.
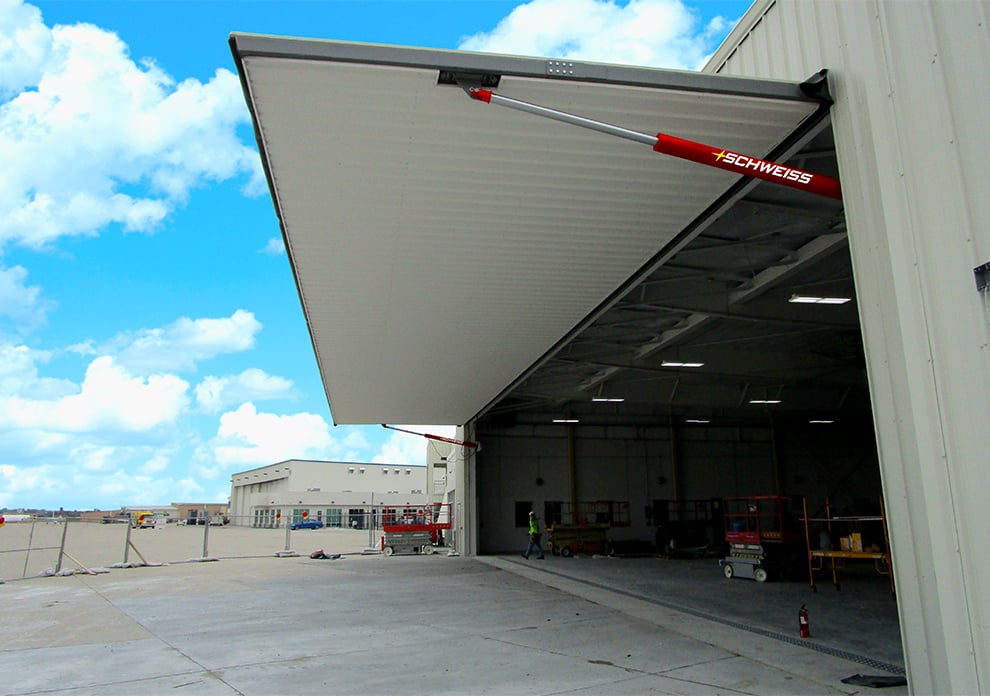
xmin=803 ymin=498 xmax=894 ymax=594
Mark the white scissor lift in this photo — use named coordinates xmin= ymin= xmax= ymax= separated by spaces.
xmin=720 ymin=495 xmax=806 ymax=582
xmin=381 ymin=503 xmax=452 ymax=556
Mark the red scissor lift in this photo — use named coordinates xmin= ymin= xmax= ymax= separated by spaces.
xmin=719 ymin=495 xmax=806 ymax=582
xmin=381 ymin=504 xmax=452 ymax=556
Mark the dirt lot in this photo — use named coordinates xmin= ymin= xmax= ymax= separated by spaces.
xmin=0 ymin=521 xmax=375 ymax=581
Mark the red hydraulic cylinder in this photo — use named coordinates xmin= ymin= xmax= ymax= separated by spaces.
xmin=468 ymin=87 xmax=841 ymax=200
xmin=382 ymin=424 xmax=480 ymax=450
xmin=653 ymin=133 xmax=841 ymax=200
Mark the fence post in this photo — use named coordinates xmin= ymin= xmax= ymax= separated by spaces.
xmin=21 ymin=521 xmax=36 ymax=579
xmin=55 ymin=519 xmax=69 ymax=573
xmin=123 ymin=521 xmax=132 ymax=564
xmin=275 ymin=509 xmax=297 ymax=557
xmin=368 ymin=495 xmax=374 ymax=549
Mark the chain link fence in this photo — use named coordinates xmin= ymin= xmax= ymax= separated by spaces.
xmin=0 ymin=515 xmax=386 ymax=582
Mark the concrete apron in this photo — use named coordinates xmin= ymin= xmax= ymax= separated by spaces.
xmin=0 ymin=553 xmax=906 ymax=695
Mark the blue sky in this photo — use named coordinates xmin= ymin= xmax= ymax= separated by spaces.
xmin=0 ymin=0 xmax=749 ymax=511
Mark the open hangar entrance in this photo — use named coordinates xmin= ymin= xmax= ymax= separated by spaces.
xmin=232 ymin=2 xmax=989 ymax=688
xmin=469 ymin=122 xmax=879 ymax=556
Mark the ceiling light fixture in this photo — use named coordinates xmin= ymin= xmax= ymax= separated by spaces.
xmin=592 ymin=397 xmax=625 ymax=403
xmin=789 ymin=294 xmax=851 ymax=304
xmin=661 ymin=361 xmax=705 ymax=368
xmin=685 ymin=418 xmax=711 ymax=424
xmin=552 ymin=418 xmax=579 ymax=424
xmin=749 ymin=399 xmax=782 ymax=404
xmin=809 ymin=419 xmax=835 ymax=424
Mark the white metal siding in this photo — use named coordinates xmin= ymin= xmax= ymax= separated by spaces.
xmin=710 ymin=2 xmax=990 ymax=693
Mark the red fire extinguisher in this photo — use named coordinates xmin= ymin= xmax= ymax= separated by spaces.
xmin=799 ymin=604 xmax=810 ymax=638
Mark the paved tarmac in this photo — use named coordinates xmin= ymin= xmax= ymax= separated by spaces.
xmin=0 ymin=550 xmax=907 ymax=695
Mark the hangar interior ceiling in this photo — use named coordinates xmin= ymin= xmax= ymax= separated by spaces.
xmin=231 ymin=36 xmax=865 ymax=427
xmin=491 ymin=124 xmax=864 ymax=424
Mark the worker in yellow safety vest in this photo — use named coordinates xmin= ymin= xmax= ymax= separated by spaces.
xmin=522 ymin=511 xmax=545 ymax=560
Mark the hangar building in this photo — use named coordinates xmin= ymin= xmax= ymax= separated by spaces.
xmin=230 ymin=1 xmax=989 ymax=692
xmin=228 ymin=459 xmax=432 ymax=529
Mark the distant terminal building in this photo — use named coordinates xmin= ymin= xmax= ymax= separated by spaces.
xmin=228 ymin=459 xmax=433 ymax=529
xmin=77 ymin=503 xmax=229 ymax=525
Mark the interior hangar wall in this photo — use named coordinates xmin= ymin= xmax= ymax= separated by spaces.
xmin=475 ymin=417 xmax=881 ymax=554
xmin=709 ymin=2 xmax=990 ymax=693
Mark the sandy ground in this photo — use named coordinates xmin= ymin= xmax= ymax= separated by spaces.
xmin=0 ymin=521 xmax=377 ymax=581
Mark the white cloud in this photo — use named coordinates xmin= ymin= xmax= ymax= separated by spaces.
xmin=104 ymin=309 xmax=262 ymax=373
xmin=0 ymin=462 xmax=61 ymax=507
xmin=0 ymin=355 xmax=189 ymax=433
xmin=260 ymin=237 xmax=285 ymax=255
xmin=338 ymin=429 xmax=372 ymax=462
xmin=142 ymin=452 xmax=170 ymax=474
xmin=373 ymin=433 xmax=425 ymax=466
xmin=0 ymin=0 xmax=49 ymax=96
xmin=0 ymin=264 xmax=55 ymax=333
xmin=211 ymin=402 xmax=334 ymax=469
xmin=0 ymin=343 xmax=75 ymax=399
xmin=195 ymin=368 xmax=295 ymax=413
xmin=176 ymin=476 xmax=205 ymax=499
xmin=85 ymin=469 xmax=203 ymax=505
xmin=458 ymin=0 xmax=735 ymax=70
xmin=0 ymin=1 xmax=264 ymax=251
xmin=373 ymin=425 xmax=458 ymax=466
xmin=0 ymin=308 xmax=276 ymax=506
xmin=0 ymin=459 xmax=220 ymax=509
xmin=71 ymin=442 xmax=116 ymax=471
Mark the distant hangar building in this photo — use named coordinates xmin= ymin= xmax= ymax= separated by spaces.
xmin=230 ymin=1 xmax=990 ymax=692
xmin=228 ymin=459 xmax=440 ymax=530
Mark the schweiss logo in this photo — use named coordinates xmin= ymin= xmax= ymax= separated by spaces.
xmin=712 ymin=150 xmax=814 ymax=185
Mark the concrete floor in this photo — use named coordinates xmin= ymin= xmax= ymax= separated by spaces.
xmin=0 ymin=552 xmax=906 ymax=695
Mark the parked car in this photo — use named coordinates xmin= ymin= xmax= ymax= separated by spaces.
xmin=291 ymin=519 xmax=324 ymax=530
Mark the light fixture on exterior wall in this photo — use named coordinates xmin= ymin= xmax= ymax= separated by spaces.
xmin=662 ymin=361 xmax=704 ymax=368
xmin=788 ymin=294 xmax=851 ymax=304
xmin=685 ymin=418 xmax=710 ymax=424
